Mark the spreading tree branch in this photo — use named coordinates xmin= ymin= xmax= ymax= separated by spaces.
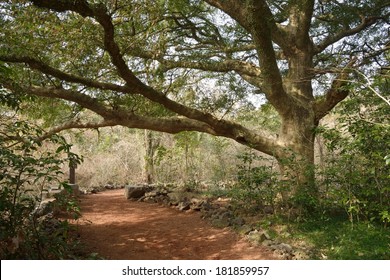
xmin=203 ymin=0 xmax=291 ymax=114
xmin=1 ymin=75 xmax=280 ymax=156
xmin=1 ymin=52 xmax=278 ymax=155
xmin=31 ymin=0 xmax=144 ymax=91
xmin=36 ymin=119 xmax=120 ymax=142
xmin=314 ymin=58 xmax=358 ymax=122
xmin=26 ymin=0 xmax=241 ymax=134
xmin=314 ymin=15 xmax=388 ymax=54
xmin=0 ymin=55 xmax=127 ymax=93
xmin=28 ymin=86 xmax=114 ymax=119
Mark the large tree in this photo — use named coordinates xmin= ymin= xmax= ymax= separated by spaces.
xmin=1 ymin=0 xmax=389 ymax=199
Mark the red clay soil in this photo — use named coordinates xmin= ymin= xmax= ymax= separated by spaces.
xmin=76 ymin=189 xmax=278 ymax=260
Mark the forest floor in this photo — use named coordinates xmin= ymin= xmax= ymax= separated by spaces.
xmin=75 ymin=189 xmax=278 ymax=260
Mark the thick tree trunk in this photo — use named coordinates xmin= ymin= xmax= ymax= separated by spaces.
xmin=276 ymin=118 xmax=318 ymax=210
xmin=274 ymin=98 xmax=319 ymax=210
xmin=278 ymin=119 xmax=316 ymax=188
xmin=274 ymin=49 xmax=318 ymax=208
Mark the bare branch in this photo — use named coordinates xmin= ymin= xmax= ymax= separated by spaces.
xmin=128 ymin=45 xmax=263 ymax=78
xmin=204 ymin=0 xmax=287 ymax=49
xmin=12 ymin=0 xmax=285 ymax=157
xmin=36 ymin=115 xmax=215 ymax=140
xmin=27 ymin=0 xmax=241 ymax=132
xmin=203 ymin=0 xmax=249 ymax=30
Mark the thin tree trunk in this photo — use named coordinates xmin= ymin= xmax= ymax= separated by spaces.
xmin=143 ymin=130 xmax=154 ymax=184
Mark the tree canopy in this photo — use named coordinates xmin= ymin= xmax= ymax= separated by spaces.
xmin=1 ymin=0 xmax=389 ymax=194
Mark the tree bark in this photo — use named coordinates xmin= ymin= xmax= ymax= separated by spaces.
xmin=143 ymin=130 xmax=156 ymax=184
xmin=277 ymin=116 xmax=317 ymax=205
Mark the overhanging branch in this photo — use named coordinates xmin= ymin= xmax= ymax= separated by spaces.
xmin=10 ymin=0 xmax=285 ymax=158
xmin=28 ymin=86 xmax=113 ymax=119
xmin=0 ymin=55 xmax=128 ymax=93
xmin=37 ymin=118 xmax=119 ymax=142
xmin=160 ymin=59 xmax=262 ymax=78
xmin=15 ymin=84 xmax=280 ymax=156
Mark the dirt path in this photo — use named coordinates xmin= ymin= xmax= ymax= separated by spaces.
xmin=76 ymin=189 xmax=277 ymax=260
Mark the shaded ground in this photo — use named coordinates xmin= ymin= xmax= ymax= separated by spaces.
xmin=76 ymin=189 xmax=278 ymax=260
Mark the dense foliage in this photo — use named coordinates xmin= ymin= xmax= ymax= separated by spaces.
xmin=0 ymin=115 xmax=82 ymax=259
xmin=318 ymin=72 xmax=390 ymax=226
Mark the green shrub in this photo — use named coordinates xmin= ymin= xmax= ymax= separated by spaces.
xmin=318 ymin=119 xmax=390 ymax=226
xmin=230 ymin=150 xmax=281 ymax=213
xmin=0 ymin=118 xmax=82 ymax=259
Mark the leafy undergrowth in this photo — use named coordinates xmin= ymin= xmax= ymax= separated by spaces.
xmin=202 ymin=184 xmax=390 ymax=260
xmin=292 ymin=219 xmax=389 ymax=260
xmin=259 ymin=214 xmax=390 ymax=260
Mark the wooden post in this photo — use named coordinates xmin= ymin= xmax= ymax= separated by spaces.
xmin=68 ymin=160 xmax=80 ymax=196
xmin=69 ymin=161 xmax=77 ymax=184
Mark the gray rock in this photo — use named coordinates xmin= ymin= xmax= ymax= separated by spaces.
xmin=159 ymin=188 xmax=169 ymax=195
xmin=219 ymin=210 xmax=233 ymax=221
xmin=208 ymin=209 xmax=232 ymax=228
xmin=211 ymin=217 xmax=230 ymax=228
xmin=238 ymin=224 xmax=253 ymax=235
xmin=124 ymin=185 xmax=149 ymax=199
xmin=33 ymin=198 xmax=56 ymax=217
xmin=169 ymin=201 xmax=179 ymax=206
xmin=292 ymin=249 xmax=310 ymax=260
xmin=271 ymin=242 xmax=293 ymax=254
xmin=145 ymin=191 xmax=159 ymax=197
xmin=263 ymin=205 xmax=274 ymax=214
xmin=231 ymin=216 xmax=245 ymax=226
xmin=190 ymin=198 xmax=205 ymax=211
xmin=190 ymin=204 xmax=202 ymax=211
xmin=167 ymin=191 xmax=193 ymax=204
xmin=261 ymin=239 xmax=276 ymax=247
xmin=274 ymin=249 xmax=292 ymax=260
xmin=144 ymin=197 xmax=157 ymax=203
xmin=247 ymin=230 xmax=271 ymax=245
xmin=200 ymin=201 xmax=213 ymax=212
xmin=278 ymin=243 xmax=293 ymax=253
xmin=178 ymin=201 xmax=191 ymax=211
xmin=260 ymin=229 xmax=271 ymax=240
xmin=157 ymin=196 xmax=170 ymax=204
